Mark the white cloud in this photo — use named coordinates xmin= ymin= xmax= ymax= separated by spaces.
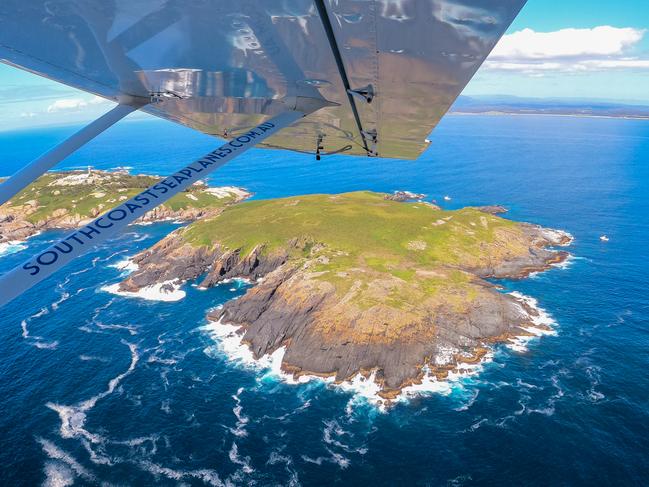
xmin=484 ymin=26 xmax=649 ymax=74
xmin=47 ymin=98 xmax=87 ymax=113
xmin=46 ymin=95 xmax=109 ymax=113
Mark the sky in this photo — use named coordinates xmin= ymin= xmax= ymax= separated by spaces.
xmin=1 ymin=0 xmax=649 ymax=130
xmin=465 ymin=0 xmax=649 ymax=101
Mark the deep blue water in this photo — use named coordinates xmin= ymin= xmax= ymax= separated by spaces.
xmin=1 ymin=114 xmax=648 ymax=485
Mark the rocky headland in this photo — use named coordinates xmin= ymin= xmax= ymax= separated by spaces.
xmin=116 ymin=191 xmax=572 ymax=401
xmin=0 ymin=169 xmax=250 ymax=245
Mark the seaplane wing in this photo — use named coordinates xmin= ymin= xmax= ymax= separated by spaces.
xmin=0 ymin=0 xmax=525 ymax=160
xmin=0 ymin=0 xmax=527 ymax=306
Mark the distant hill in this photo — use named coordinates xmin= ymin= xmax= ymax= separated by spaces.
xmin=450 ymin=95 xmax=649 ymax=119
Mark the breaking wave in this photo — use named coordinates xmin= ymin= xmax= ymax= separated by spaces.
xmin=0 ymin=240 xmax=27 ymax=257
xmin=202 ymin=290 xmax=559 ymax=409
xmin=101 ymin=281 xmax=186 ymax=302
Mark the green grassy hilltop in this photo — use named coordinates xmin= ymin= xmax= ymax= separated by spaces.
xmin=179 ymin=191 xmax=546 ymax=310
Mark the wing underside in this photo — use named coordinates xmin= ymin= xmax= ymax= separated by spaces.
xmin=0 ymin=0 xmax=525 ymax=160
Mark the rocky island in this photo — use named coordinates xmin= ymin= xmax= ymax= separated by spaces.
xmin=1 ymin=173 xmax=571 ymax=402
xmin=116 ymin=190 xmax=572 ymax=401
xmin=0 ymin=169 xmax=250 ymax=246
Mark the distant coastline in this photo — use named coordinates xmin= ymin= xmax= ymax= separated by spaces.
xmin=449 ymin=111 xmax=649 ymax=121
xmin=450 ymin=95 xmax=649 ymax=120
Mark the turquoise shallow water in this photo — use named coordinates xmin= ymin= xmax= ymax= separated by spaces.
xmin=0 ymin=114 xmax=648 ymax=485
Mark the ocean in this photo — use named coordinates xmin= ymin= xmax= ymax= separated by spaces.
xmin=0 ymin=114 xmax=648 ymax=485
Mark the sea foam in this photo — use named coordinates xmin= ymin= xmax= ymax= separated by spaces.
xmin=506 ymin=292 xmax=558 ymax=353
xmin=101 ymin=281 xmax=186 ymax=302
xmin=47 ymin=340 xmax=139 ymax=445
xmin=0 ymin=240 xmax=27 ymax=257
xmin=108 ymin=258 xmax=139 ymax=274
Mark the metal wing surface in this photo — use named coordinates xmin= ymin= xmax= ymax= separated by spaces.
xmin=0 ymin=0 xmax=525 ymax=159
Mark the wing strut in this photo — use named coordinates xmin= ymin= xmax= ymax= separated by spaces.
xmin=313 ymin=0 xmax=375 ymax=156
xmin=0 ymin=101 xmax=324 ymax=308
xmin=0 ymin=98 xmax=147 ymax=206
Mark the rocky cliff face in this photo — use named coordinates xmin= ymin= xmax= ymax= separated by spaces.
xmin=471 ymin=225 xmax=571 ymax=279
xmin=117 ymin=196 xmax=572 ymax=401
xmin=208 ymin=263 xmax=533 ymax=399
xmin=119 ymin=235 xmax=290 ymax=292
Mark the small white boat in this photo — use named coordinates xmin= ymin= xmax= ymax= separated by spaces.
xmin=600 ymin=235 xmax=610 ymax=242
xmin=443 ymin=195 xmax=452 ymax=201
